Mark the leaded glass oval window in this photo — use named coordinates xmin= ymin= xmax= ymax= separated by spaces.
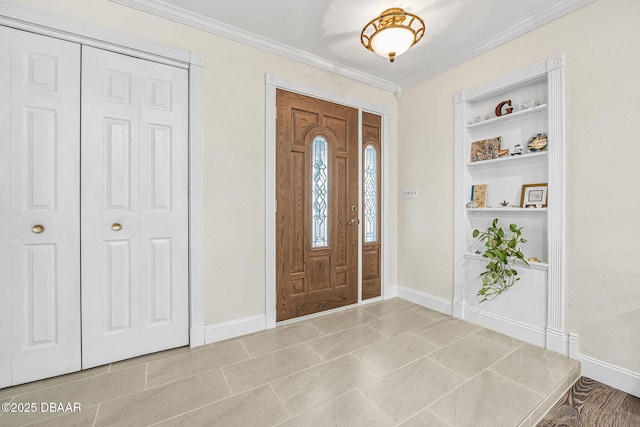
xmin=364 ymin=144 xmax=378 ymax=243
xmin=312 ymin=136 xmax=329 ymax=248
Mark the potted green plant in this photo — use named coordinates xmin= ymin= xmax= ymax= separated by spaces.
xmin=472 ymin=218 xmax=529 ymax=302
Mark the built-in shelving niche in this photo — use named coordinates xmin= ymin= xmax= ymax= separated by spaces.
xmin=453 ymin=54 xmax=567 ymax=353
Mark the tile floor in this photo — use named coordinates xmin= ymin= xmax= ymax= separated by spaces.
xmin=0 ymin=298 xmax=580 ymax=427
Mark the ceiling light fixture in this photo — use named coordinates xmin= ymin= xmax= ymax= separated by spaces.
xmin=360 ymin=7 xmax=425 ymax=63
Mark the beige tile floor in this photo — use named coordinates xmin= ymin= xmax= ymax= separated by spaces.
xmin=0 ymin=298 xmax=580 ymax=427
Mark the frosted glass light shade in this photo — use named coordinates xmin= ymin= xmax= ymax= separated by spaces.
xmin=370 ymin=27 xmax=414 ymax=59
xmin=360 ymin=8 xmax=425 ymax=62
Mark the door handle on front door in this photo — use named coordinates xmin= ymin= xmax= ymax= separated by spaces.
xmin=348 ymin=218 xmax=358 ymax=226
xmin=111 ymin=223 xmax=122 ymax=231
xmin=32 ymin=224 xmax=45 ymax=234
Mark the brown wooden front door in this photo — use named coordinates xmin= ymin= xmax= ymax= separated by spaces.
xmin=276 ymin=89 xmax=358 ymax=321
xmin=362 ymin=112 xmax=382 ymax=300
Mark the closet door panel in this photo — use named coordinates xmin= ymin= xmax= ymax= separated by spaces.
xmin=139 ymin=60 xmax=189 ymax=352
xmin=81 ymin=46 xmax=188 ymax=368
xmin=0 ymin=26 xmax=11 ymax=388
xmin=82 ymin=47 xmax=141 ymax=367
xmin=8 ymin=29 xmax=81 ymax=385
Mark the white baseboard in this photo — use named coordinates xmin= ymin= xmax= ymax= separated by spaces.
xmin=562 ymin=334 xmax=640 ymax=398
xmin=464 ymin=307 xmax=546 ymax=348
xmin=265 ymin=310 xmax=276 ymax=329
xmin=397 ymin=286 xmax=453 ymax=316
xmin=396 ymin=286 xmax=546 ymax=347
xmin=395 ymin=290 xmax=640 ymax=399
xmin=578 ymin=352 xmax=640 ymax=398
xmin=384 ymin=285 xmax=398 ymax=298
xmin=546 ymin=328 xmax=569 ymax=355
xmin=568 ymin=333 xmax=579 ymax=359
xmin=204 ymin=314 xmax=265 ymax=344
xmin=452 ymin=299 xmax=464 ymax=319
xmin=189 ymin=325 xmax=206 ymax=347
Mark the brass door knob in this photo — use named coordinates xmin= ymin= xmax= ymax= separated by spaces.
xmin=32 ymin=224 xmax=45 ymax=234
xmin=348 ymin=218 xmax=358 ymax=226
xmin=112 ymin=223 xmax=122 ymax=231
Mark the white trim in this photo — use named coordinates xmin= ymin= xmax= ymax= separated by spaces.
xmin=400 ymin=0 xmax=594 ymax=88
xmin=265 ymin=74 xmax=388 ymax=115
xmin=397 ymin=286 xmax=548 ymax=347
xmin=568 ymin=333 xmax=579 ymax=359
xmin=453 ymin=54 xmax=566 ymax=356
xmin=569 ymin=334 xmax=640 ymax=398
xmin=384 ymin=285 xmax=399 ymax=299
xmin=110 ymin=0 xmax=397 ymax=93
xmin=452 ymin=300 xmax=464 ymax=319
xmin=453 ymin=90 xmax=465 ymax=321
xmin=546 ymin=53 xmax=566 ymax=348
xmin=109 ymin=0 xmax=593 ymax=93
xmin=205 ymin=314 xmax=265 ymax=344
xmin=464 ymin=307 xmax=546 ymax=348
xmin=357 ymin=109 xmax=363 ymax=304
xmin=546 ymin=328 xmax=569 ymax=356
xmin=0 ymin=0 xmax=189 ymax=67
xmin=0 ymin=1 xmax=206 ymax=348
xmin=381 ymin=113 xmax=391 ymax=300
xmin=396 ymin=287 xmax=640 ymax=399
xmin=188 ymin=54 xmax=205 ymax=347
xmin=264 ymin=75 xmax=277 ymax=330
xmin=579 ymin=353 xmax=640 ymax=398
xmin=265 ymin=73 xmax=389 ymax=326
xmin=360 ymin=296 xmax=383 ymax=306
xmin=397 ymin=286 xmax=453 ymax=316
xmin=461 ymin=61 xmax=548 ymax=101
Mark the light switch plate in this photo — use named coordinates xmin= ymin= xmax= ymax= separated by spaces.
xmin=402 ymin=187 xmax=419 ymax=199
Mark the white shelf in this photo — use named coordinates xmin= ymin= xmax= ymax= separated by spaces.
xmin=464 ymin=251 xmax=549 ymax=270
xmin=466 ymin=150 xmax=547 ymax=167
xmin=454 ymin=55 xmax=565 ymax=350
xmin=466 ymin=207 xmax=547 ymax=213
xmin=466 ymin=104 xmax=547 ymax=130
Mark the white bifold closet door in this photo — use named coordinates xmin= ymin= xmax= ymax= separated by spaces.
xmin=80 ymin=46 xmax=189 ymax=368
xmin=0 ymin=28 xmax=81 ymax=387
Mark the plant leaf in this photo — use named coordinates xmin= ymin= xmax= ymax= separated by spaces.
xmin=474 ymin=217 xmax=528 ymax=303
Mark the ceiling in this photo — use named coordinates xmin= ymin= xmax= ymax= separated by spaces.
xmin=113 ymin=0 xmax=593 ymax=93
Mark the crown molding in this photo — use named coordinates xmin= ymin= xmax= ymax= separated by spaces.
xmin=110 ymin=0 xmax=398 ymax=93
xmin=112 ymin=0 xmax=593 ymax=94
xmin=0 ymin=0 xmax=195 ymax=67
xmin=400 ymin=0 xmax=594 ymax=89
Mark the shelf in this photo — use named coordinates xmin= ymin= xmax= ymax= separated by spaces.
xmin=464 ymin=252 xmax=549 ymax=270
xmin=466 ymin=208 xmax=548 ymax=213
xmin=466 ymin=150 xmax=547 ymax=167
xmin=454 ymin=56 xmax=565 ymax=337
xmin=466 ymin=104 xmax=547 ymax=130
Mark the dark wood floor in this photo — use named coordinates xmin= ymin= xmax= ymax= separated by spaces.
xmin=538 ymin=377 xmax=640 ymax=426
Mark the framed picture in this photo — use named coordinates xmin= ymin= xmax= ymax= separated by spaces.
xmin=471 ymin=184 xmax=487 ymax=208
xmin=470 ymin=137 xmax=501 ymax=162
xmin=520 ymin=183 xmax=548 ymax=207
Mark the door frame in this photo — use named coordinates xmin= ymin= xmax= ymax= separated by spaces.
xmin=0 ymin=3 xmax=206 ymax=346
xmin=265 ymin=74 xmax=390 ymax=328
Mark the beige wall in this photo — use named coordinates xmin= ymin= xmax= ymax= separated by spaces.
xmin=399 ymin=0 xmax=640 ymax=374
xmin=7 ymin=0 xmax=639 ymax=377
xmin=6 ymin=0 xmax=398 ymax=325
